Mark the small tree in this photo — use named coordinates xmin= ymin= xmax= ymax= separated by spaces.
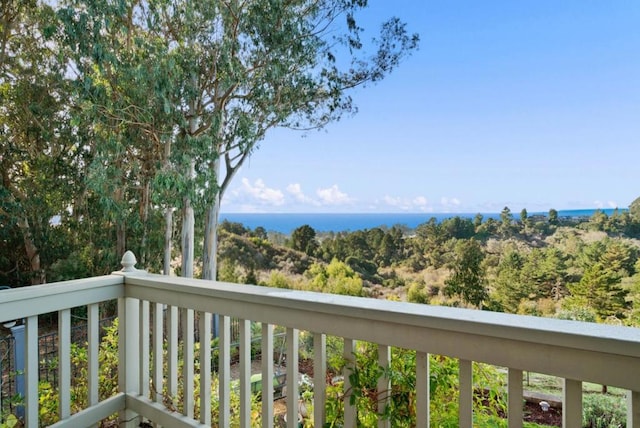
xmin=548 ymin=208 xmax=559 ymax=226
xmin=290 ymin=224 xmax=318 ymax=256
xmin=444 ymin=239 xmax=487 ymax=308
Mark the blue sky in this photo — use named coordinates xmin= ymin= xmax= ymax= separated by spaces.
xmin=221 ymin=1 xmax=640 ymax=214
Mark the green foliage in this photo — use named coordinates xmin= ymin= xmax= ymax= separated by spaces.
xmin=499 ymin=206 xmax=515 ymax=237
xmin=568 ymin=263 xmax=628 ymax=320
xmin=35 ymin=319 xmax=120 ymax=426
xmin=265 ymin=271 xmax=293 ymax=289
xmin=305 ymin=259 xmax=363 ymax=296
xmin=322 ymin=343 xmax=508 ymax=427
xmin=582 ymin=393 xmax=626 ymax=428
xmin=291 ymin=225 xmax=319 ymax=256
xmin=406 ymin=281 xmax=429 ymax=304
xmin=0 ymin=414 xmax=18 ymax=428
xmin=444 ymin=239 xmax=488 ymax=308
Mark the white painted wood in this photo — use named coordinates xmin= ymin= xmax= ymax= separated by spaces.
xmin=313 ymin=333 xmax=327 ymax=427
xmin=48 ymin=393 xmax=126 ymax=428
xmin=508 ymin=368 xmax=523 ymax=428
xmin=415 ymin=352 xmax=429 ymax=427
xmin=58 ymin=308 xmax=71 ymax=419
xmin=25 ymin=315 xmax=38 ymax=428
xmin=343 ymin=339 xmax=356 ymax=428
xmin=628 ymin=390 xmax=640 ymax=428
xmin=563 ymin=379 xmax=582 ymax=428
xmin=182 ymin=308 xmax=195 ymax=417
xmin=140 ymin=300 xmax=150 ymax=397
xmin=125 ymin=395 xmax=208 ymax=428
xmin=7 ymin=266 xmax=640 ymax=427
xmin=239 ymin=319 xmax=251 ymax=428
xmin=0 ymin=275 xmax=122 ymax=322
xmin=152 ymin=302 xmax=164 ymax=404
xmin=198 ymin=312 xmax=212 ymax=426
xmin=261 ymin=323 xmax=274 ymax=428
xmin=286 ymin=328 xmax=300 ymax=428
xmin=377 ymin=344 xmax=391 ymax=428
xmin=125 ymin=274 xmax=640 ymax=390
xmin=88 ymin=303 xmax=99 ymax=408
xmin=219 ymin=315 xmax=231 ymax=428
xmin=119 ymin=297 xmax=141 ymax=427
xmin=459 ymin=359 xmax=473 ymax=428
xmin=167 ymin=305 xmax=179 ymax=403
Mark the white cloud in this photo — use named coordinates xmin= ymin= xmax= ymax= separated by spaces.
xmin=383 ymin=195 xmax=407 ymax=209
xmin=380 ymin=195 xmax=432 ymax=212
xmin=440 ymin=197 xmax=461 ymax=209
xmin=440 ymin=196 xmax=461 ymax=212
xmin=413 ymin=196 xmax=428 ymax=207
xmin=607 ymin=200 xmax=618 ymax=208
xmin=238 ymin=178 xmax=285 ymax=205
xmin=317 ymin=185 xmax=352 ymax=205
xmin=286 ymin=183 xmax=319 ymax=205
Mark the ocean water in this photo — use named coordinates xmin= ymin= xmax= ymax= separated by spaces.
xmin=219 ymin=209 xmax=624 ymax=234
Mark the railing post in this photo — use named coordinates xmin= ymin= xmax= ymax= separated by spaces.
xmin=286 ymin=328 xmax=300 ymax=428
xmin=24 ymin=316 xmax=38 ymax=428
xmin=115 ymin=251 xmax=143 ymax=428
xmin=416 ymin=352 xmax=429 ymax=427
xmin=313 ymin=333 xmax=327 ymax=427
xmin=628 ymin=390 xmax=640 ymax=428
xmin=58 ymin=309 xmax=71 ymax=419
xmin=9 ymin=324 xmax=25 ymax=421
xmin=343 ymin=339 xmax=356 ymax=428
xmin=508 ymin=368 xmax=523 ymax=428
xmin=563 ymin=379 xmax=582 ymax=428
xmin=261 ymin=323 xmax=274 ymax=428
xmin=459 ymin=359 xmax=473 ymax=428
xmin=377 ymin=344 xmax=391 ymax=428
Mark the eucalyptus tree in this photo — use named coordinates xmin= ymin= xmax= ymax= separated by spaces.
xmin=0 ymin=1 xmax=77 ymax=284
xmin=58 ymin=0 xmax=418 ymax=278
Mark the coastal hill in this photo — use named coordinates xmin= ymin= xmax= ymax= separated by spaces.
xmin=217 ymin=205 xmax=640 ymax=325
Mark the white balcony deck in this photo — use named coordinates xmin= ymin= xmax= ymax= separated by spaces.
xmin=1 ymin=251 xmax=640 ymax=428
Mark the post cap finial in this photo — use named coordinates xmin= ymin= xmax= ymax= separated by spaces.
xmin=120 ymin=251 xmax=138 ymax=272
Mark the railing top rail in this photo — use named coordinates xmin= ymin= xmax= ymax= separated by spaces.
xmin=0 ymin=275 xmax=124 ymax=323
xmin=124 ymin=272 xmax=640 ymax=359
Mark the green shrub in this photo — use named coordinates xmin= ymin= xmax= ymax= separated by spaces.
xmin=321 ymin=341 xmax=508 ymax=427
xmin=582 ymin=393 xmax=626 ymax=428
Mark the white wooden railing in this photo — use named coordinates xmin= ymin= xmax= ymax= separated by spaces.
xmin=1 ymin=251 xmax=640 ymax=428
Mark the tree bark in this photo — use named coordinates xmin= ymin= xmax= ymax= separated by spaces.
xmin=181 ymin=103 xmax=198 ymax=278
xmin=139 ymin=179 xmax=150 ymax=265
xmin=202 ymin=157 xmax=221 ymax=281
xmin=17 ymin=216 xmax=44 ymax=285
xmin=163 ymin=208 xmax=173 ymax=275
xmin=116 ymin=221 xmax=126 ymax=262
xmin=181 ymin=197 xmax=194 ymax=279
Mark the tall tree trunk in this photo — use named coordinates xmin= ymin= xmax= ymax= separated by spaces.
xmin=161 ymin=139 xmax=173 ymax=275
xmin=164 ymin=208 xmax=173 ymax=275
xmin=113 ymin=186 xmax=126 ymax=261
xmin=116 ymin=221 xmax=126 ymax=262
xmin=181 ymin=103 xmax=198 ymax=278
xmin=17 ymin=216 xmax=44 ymax=285
xmin=202 ymin=157 xmax=221 ymax=281
xmin=139 ymin=180 xmax=150 ymax=265
xmin=181 ymin=197 xmax=194 ymax=278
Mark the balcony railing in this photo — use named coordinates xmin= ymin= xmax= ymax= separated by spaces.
xmin=1 ymin=250 xmax=640 ymax=428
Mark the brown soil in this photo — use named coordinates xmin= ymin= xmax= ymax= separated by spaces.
xmin=523 ymin=401 xmax=562 ymax=426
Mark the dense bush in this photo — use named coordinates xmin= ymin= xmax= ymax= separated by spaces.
xmin=582 ymin=393 xmax=626 ymax=428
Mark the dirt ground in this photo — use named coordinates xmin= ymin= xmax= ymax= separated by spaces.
xmin=523 ymin=401 xmax=562 ymax=426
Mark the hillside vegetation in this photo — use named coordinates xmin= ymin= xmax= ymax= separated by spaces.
xmin=217 ymin=203 xmax=640 ymax=326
